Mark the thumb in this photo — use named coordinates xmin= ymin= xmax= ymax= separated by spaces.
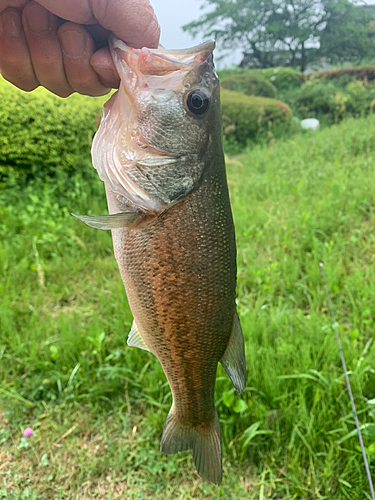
xmin=92 ymin=0 xmax=160 ymax=49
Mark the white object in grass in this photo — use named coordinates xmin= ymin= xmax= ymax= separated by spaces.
xmin=300 ymin=118 xmax=320 ymax=130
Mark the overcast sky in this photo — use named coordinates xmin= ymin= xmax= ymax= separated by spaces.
xmin=151 ymin=0 xmax=242 ymax=68
xmin=151 ymin=0 xmax=375 ymax=68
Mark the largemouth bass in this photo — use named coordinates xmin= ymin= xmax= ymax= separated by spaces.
xmin=73 ymin=37 xmax=245 ymax=485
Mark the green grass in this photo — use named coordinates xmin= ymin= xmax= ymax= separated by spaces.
xmin=1 ymin=115 xmax=375 ymax=498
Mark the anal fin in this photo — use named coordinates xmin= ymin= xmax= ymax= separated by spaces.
xmin=127 ymin=321 xmax=150 ymax=352
xmin=160 ymin=407 xmax=222 ymax=485
xmin=220 ymin=311 xmax=246 ymax=395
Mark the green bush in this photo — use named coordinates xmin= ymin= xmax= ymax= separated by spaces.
xmin=249 ymin=67 xmax=304 ymax=92
xmin=220 ymin=89 xmax=292 ymax=144
xmin=218 ymin=67 xmax=304 ymax=93
xmin=310 ymin=66 xmax=375 ymax=82
xmin=0 ymin=77 xmax=292 ymax=179
xmin=286 ymin=78 xmax=375 ymax=122
xmin=0 ymin=77 xmax=107 ymax=180
xmin=221 ymin=73 xmax=277 ymax=98
xmin=216 ymin=67 xmax=246 ymax=81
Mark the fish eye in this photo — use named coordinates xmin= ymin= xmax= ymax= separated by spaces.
xmin=186 ymin=89 xmax=210 ymax=116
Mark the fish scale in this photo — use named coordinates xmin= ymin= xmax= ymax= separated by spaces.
xmin=73 ymin=36 xmax=246 ymax=485
xmin=111 ymin=162 xmax=235 ymax=422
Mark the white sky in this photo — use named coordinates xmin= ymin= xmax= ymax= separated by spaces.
xmin=151 ymin=0 xmax=375 ymax=69
xmin=151 ymin=0 xmax=242 ymax=68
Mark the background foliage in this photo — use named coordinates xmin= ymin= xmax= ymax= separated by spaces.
xmin=0 ymin=78 xmax=107 ymax=181
xmin=220 ymin=73 xmax=277 ymax=98
xmin=184 ymin=0 xmax=375 ymax=71
xmin=1 ymin=56 xmax=375 ymax=496
xmin=220 ymin=89 xmax=292 ymax=144
xmin=0 ymin=77 xmax=293 ymax=172
xmin=1 ymin=0 xmax=374 ymax=496
xmin=217 ymin=64 xmax=375 ymax=129
xmin=1 ymin=111 xmax=375 ymax=498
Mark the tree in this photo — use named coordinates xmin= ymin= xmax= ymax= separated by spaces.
xmin=320 ymin=2 xmax=375 ymax=64
xmin=183 ymin=0 xmax=375 ymax=71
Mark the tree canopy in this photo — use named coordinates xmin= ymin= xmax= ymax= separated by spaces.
xmin=183 ymin=0 xmax=375 ymax=71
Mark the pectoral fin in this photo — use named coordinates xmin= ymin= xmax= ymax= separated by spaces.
xmin=220 ymin=311 xmax=246 ymax=396
xmin=127 ymin=321 xmax=150 ymax=352
xmin=71 ymin=210 xmax=143 ymax=230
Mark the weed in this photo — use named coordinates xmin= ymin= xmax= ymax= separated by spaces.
xmin=1 ymin=115 xmax=375 ymax=498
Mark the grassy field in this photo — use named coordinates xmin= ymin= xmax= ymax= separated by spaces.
xmin=1 ymin=115 xmax=375 ymax=499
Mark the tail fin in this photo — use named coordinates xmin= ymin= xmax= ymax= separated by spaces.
xmin=160 ymin=408 xmax=222 ymax=485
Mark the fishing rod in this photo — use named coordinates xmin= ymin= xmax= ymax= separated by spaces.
xmin=319 ymin=263 xmax=375 ymax=500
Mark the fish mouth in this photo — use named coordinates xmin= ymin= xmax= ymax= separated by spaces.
xmin=110 ymin=36 xmax=215 ymax=77
xmin=110 ymin=36 xmax=215 ymax=55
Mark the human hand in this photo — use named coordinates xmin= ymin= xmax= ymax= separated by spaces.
xmin=0 ymin=0 xmax=160 ymax=97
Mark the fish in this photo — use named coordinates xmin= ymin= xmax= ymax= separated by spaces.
xmin=72 ymin=36 xmax=246 ymax=485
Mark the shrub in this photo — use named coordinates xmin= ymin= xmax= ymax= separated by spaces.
xmin=0 ymin=77 xmax=107 ymax=180
xmin=0 ymin=77 xmax=292 ymax=180
xmin=249 ymin=67 xmax=304 ymax=92
xmin=221 ymin=73 xmax=277 ymax=98
xmin=216 ymin=67 xmax=246 ymax=81
xmin=287 ymin=79 xmax=339 ymax=120
xmin=286 ymin=78 xmax=375 ymax=122
xmin=288 ymin=77 xmax=375 ymax=123
xmin=218 ymin=67 xmax=304 ymax=93
xmin=220 ymin=89 xmax=292 ymax=144
xmin=310 ymin=66 xmax=375 ymax=82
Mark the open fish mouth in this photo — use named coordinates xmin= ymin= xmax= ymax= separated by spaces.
xmin=110 ymin=36 xmax=215 ymax=78
xmin=108 ymin=36 xmax=216 ymax=105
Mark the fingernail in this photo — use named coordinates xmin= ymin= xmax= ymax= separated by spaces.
xmin=60 ymin=30 xmax=86 ymax=58
xmin=0 ymin=10 xmax=22 ymax=37
xmin=25 ymin=3 xmax=50 ymax=34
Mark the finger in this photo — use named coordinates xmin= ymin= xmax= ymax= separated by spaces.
xmin=58 ymin=22 xmax=110 ymax=96
xmin=85 ymin=23 xmax=109 ymax=46
xmin=92 ymin=0 xmax=160 ymax=49
xmin=0 ymin=7 xmax=38 ymax=91
xmin=35 ymin=0 xmax=160 ymax=48
xmin=90 ymin=47 xmax=120 ymax=88
xmin=34 ymin=0 xmax=96 ymax=24
xmin=0 ymin=1 xmax=27 ymax=14
xmin=22 ymin=1 xmax=73 ymax=97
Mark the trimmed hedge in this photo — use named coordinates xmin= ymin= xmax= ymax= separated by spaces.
xmin=218 ymin=67 xmax=304 ymax=93
xmin=0 ymin=77 xmax=107 ymax=179
xmin=221 ymin=73 xmax=277 ymax=98
xmin=287 ymin=78 xmax=375 ymax=122
xmin=310 ymin=66 xmax=375 ymax=82
xmin=220 ymin=89 xmax=292 ymax=143
xmin=0 ymin=78 xmax=292 ymax=175
xmin=249 ymin=67 xmax=304 ymax=92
